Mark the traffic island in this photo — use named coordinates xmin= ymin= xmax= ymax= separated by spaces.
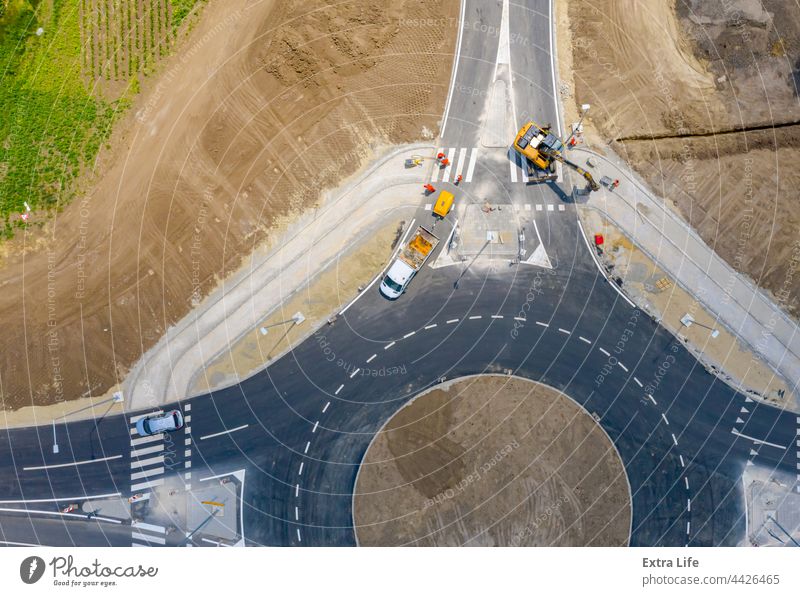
xmin=354 ymin=375 xmax=631 ymax=546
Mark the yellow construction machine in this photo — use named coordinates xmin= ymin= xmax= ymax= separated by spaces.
xmin=512 ymin=121 xmax=599 ymax=192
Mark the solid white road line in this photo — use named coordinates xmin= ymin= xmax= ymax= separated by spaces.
xmin=730 ymin=428 xmax=787 ymax=450
xmin=0 ymin=507 xmax=121 ymax=524
xmin=466 ymin=148 xmax=478 ymax=182
xmin=439 ymin=0 xmax=466 ymax=138
xmin=23 ymin=454 xmax=122 ymax=472
xmin=199 ymin=424 xmax=249 ymax=441
xmin=0 ymin=492 xmax=121 ymax=505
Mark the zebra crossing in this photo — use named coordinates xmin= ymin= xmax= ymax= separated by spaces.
xmin=429 ymin=147 xmax=559 ymax=185
xmin=128 ymin=411 xmax=169 ymax=547
xmin=429 ymin=147 xmax=478 ymax=183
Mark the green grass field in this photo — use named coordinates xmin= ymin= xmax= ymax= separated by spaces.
xmin=0 ymin=0 xmax=204 ymax=237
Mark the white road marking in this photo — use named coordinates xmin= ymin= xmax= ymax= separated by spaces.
xmin=184 ymin=404 xmax=191 ymax=412
xmin=634 ymin=377 xmax=643 ymax=387
xmin=447 ymin=319 xmax=459 ymax=324
xmin=469 ymin=315 xmax=482 ymax=320
xmin=130 ymin=444 xmax=163 ymax=458
xmin=686 ymin=522 xmax=690 ymax=535
xmin=491 ymin=315 xmax=503 ymax=319
xmin=130 ymin=435 xmax=163 ymax=447
xmin=509 ymin=152 xmax=518 ymax=183
xmin=322 ymin=402 xmax=330 ymax=413
xmin=304 ymin=442 xmax=310 ymax=454
xmin=199 ymin=424 xmax=249 ymax=441
xmin=350 ymin=368 xmax=360 ymax=378
xmin=312 ymin=421 xmax=319 ymax=433
xmin=679 ymin=454 xmax=685 ymax=467
xmin=558 ymin=204 xmax=565 ymax=211
xmin=403 ymin=331 xmax=416 ymax=338
xmin=128 ymin=411 xmax=163 ymax=423
xmin=558 ymin=328 xmax=570 ymax=335
xmin=536 ymin=204 xmax=543 ymax=211
xmin=424 ymin=203 xmax=432 ymax=211
xmin=730 ymin=429 xmax=787 ymax=450
xmin=648 ymin=394 xmax=657 ymax=405
xmin=599 ymin=347 xmax=610 ymax=356
xmin=384 ymin=341 xmax=396 ymax=350
xmin=519 ymin=152 xmax=529 ymax=183
xmin=297 ymin=529 xmax=302 ymax=542
xmin=684 ymin=477 xmax=690 ymax=489
xmin=295 ymin=484 xmax=300 ymax=497
xmin=298 ymin=462 xmax=304 ymax=475
xmin=132 ymin=521 xmax=166 ymax=534
xmin=618 ymin=362 xmax=629 ymax=372
xmin=671 ymin=433 xmax=678 ymax=446
xmin=514 ymin=317 xmax=526 ymax=322
xmin=455 ymin=147 xmax=467 ymax=180
xmin=579 ymin=336 xmax=592 ymax=344
xmin=131 ymin=478 xmax=165 ymax=492
xmin=23 ymin=454 xmax=123 ymax=472
xmin=130 ymin=467 xmax=164 ymax=481
xmin=547 ymin=204 xmax=554 ymax=212
xmin=430 ymin=148 xmax=443 ymax=181
xmin=524 ymin=203 xmax=532 ymax=211
xmin=466 ymin=148 xmax=478 ymax=182
xmin=439 ymin=0 xmax=465 ymax=138
xmin=535 ymin=321 xmax=549 ymax=328
xmin=295 ymin=507 xmax=299 ymax=521
xmin=442 ymin=148 xmax=456 ymax=182
xmin=335 ymin=384 xmax=344 ymax=395
xmin=131 ymin=455 xmax=164 ymax=469
xmin=687 ymin=499 xmax=691 ymax=512
xmin=661 ymin=413 xmax=669 ymax=425
xmin=424 ymin=324 xmax=438 ymax=329
xmin=131 ymin=532 xmax=166 ymax=545
xmin=0 ymin=492 xmax=121 ymax=505
xmin=366 ymin=354 xmax=377 ymax=363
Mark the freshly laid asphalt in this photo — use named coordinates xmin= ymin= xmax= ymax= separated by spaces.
xmin=0 ymin=0 xmax=796 ymax=547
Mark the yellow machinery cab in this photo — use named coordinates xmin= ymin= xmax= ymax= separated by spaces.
xmin=432 ymin=190 xmax=455 ymax=218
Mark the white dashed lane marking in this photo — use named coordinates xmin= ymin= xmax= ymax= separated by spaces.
xmin=312 ymin=421 xmax=319 ymax=433
xmin=661 ymin=413 xmax=669 ymax=425
xmin=579 ymin=336 xmax=592 ymax=344
xmin=424 ymin=324 xmax=438 ymax=329
xmin=535 ymin=321 xmax=549 ymax=328
xmin=366 ymin=354 xmax=376 ymax=363
xmin=322 ymin=402 xmax=330 ymax=413
xmin=349 ymin=368 xmax=360 ymax=378
xmin=469 ymin=315 xmax=482 ymax=320
xmin=558 ymin=328 xmax=571 ymax=335
xmin=298 ymin=462 xmax=304 ymax=475
xmin=447 ymin=319 xmax=459 ymax=324
xmin=634 ymin=377 xmax=643 ymax=387
xmin=403 ymin=331 xmax=416 ymax=338
xmin=672 ymin=433 xmax=678 ymax=446
xmin=335 ymin=385 xmax=344 ymax=395
xmin=647 ymin=394 xmax=657 ymax=405
xmin=618 ymin=362 xmax=629 ymax=372
xmin=384 ymin=341 xmax=395 ymax=350
xmin=599 ymin=347 xmax=610 ymax=356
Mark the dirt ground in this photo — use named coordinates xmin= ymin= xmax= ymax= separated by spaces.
xmin=354 ymin=376 xmax=631 ymax=547
xmin=191 ymin=216 xmax=406 ymax=394
xmin=557 ymin=0 xmax=800 ymax=320
xmin=582 ymin=208 xmax=792 ymax=408
xmin=0 ymin=0 xmax=458 ymax=411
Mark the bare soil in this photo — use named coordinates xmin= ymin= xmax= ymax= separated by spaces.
xmin=354 ymin=376 xmax=631 ymax=547
xmin=559 ymin=0 xmax=800 ymax=320
xmin=0 ymin=0 xmax=457 ymax=411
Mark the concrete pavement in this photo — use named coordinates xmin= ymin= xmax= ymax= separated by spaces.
xmin=573 ymin=146 xmax=800 ymax=407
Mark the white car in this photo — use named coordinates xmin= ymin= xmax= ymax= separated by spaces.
xmin=135 ymin=410 xmax=184 ymax=436
xmin=379 ymin=260 xmax=414 ymax=299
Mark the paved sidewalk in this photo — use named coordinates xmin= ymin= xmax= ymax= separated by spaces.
xmin=125 ymin=144 xmax=435 ymax=410
xmin=573 ymin=146 xmax=800 ymax=399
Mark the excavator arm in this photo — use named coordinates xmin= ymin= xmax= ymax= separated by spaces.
xmin=551 ymin=152 xmax=600 ymax=192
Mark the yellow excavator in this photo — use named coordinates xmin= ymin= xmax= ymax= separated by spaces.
xmin=512 ymin=121 xmax=599 ymax=192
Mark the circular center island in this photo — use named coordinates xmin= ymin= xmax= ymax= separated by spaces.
xmin=354 ymin=375 xmax=631 ymax=546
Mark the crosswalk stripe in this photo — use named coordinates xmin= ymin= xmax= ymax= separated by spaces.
xmin=130 ymin=467 xmax=165 ymax=481
xmin=131 ymin=478 xmax=165 ymax=492
xmin=131 ymin=531 xmax=166 ymax=545
xmin=132 ymin=522 xmax=167 ymax=534
xmin=442 ymin=147 xmax=455 ymax=182
xmin=454 ymin=147 xmax=467 ymax=181
xmin=509 ymin=150 xmax=517 ymax=183
xmin=431 ymin=147 xmax=443 ymax=181
xmin=130 ymin=455 xmax=165 ymax=469
xmin=518 ymin=152 xmax=528 ymax=183
xmin=130 ymin=434 xmax=163 ymax=447
xmin=130 ymin=444 xmax=163 ymax=458
xmin=465 ymin=148 xmax=478 ymax=182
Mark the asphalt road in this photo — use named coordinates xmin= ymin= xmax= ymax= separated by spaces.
xmin=0 ymin=0 xmax=797 ymax=547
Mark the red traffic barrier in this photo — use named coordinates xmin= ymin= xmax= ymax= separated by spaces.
xmin=594 ymin=234 xmax=604 ymax=246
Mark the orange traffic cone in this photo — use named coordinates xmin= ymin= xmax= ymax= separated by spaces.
xmin=424 ymin=184 xmax=436 ymax=194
